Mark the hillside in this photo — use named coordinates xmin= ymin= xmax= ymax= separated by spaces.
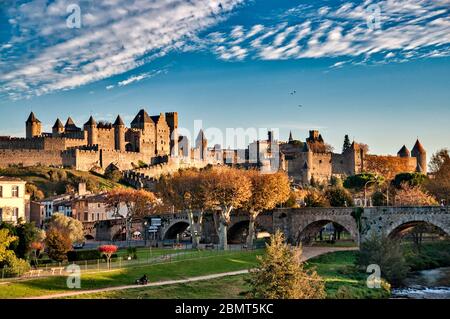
xmin=0 ymin=166 xmax=127 ymax=199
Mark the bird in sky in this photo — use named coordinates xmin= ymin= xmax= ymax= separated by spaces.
xmin=290 ymin=90 xmax=296 ymax=95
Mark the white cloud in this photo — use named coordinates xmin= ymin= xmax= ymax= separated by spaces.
xmin=208 ymin=0 xmax=450 ymax=64
xmin=0 ymin=0 xmax=244 ymax=100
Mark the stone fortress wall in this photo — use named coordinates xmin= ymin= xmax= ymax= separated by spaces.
xmin=0 ymin=109 xmax=179 ymax=172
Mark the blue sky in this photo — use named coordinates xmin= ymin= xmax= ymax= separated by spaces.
xmin=0 ymin=0 xmax=449 ymax=158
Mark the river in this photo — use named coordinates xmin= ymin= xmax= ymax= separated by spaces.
xmin=391 ymin=267 xmax=450 ymax=299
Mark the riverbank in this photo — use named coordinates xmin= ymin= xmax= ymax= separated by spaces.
xmin=403 ymin=240 xmax=450 ymax=272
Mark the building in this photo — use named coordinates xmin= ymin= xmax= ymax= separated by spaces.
xmin=0 ymin=177 xmax=28 ymax=224
xmin=253 ymin=130 xmax=426 ymax=185
xmin=0 ymin=109 xmax=179 ymax=172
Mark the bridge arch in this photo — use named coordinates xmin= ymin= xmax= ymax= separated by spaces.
xmin=228 ymin=220 xmax=249 ymax=244
xmin=386 ymin=218 xmax=450 ymax=239
xmin=295 ymin=219 xmax=358 ymax=245
xmin=161 ymin=220 xmax=190 ymax=240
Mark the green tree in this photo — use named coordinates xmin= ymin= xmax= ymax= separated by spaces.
xmin=45 ymin=228 xmax=72 ymax=262
xmin=0 ymin=229 xmax=30 ymax=276
xmin=342 ymin=134 xmax=351 ymax=153
xmin=246 ymin=231 xmax=325 ymax=299
xmin=392 ymin=172 xmax=426 ymax=189
xmin=14 ymin=221 xmax=40 ymax=260
xmin=325 ymin=187 xmax=354 ymax=207
xmin=357 ymin=234 xmax=409 ymax=285
xmin=344 ymin=173 xmax=382 ymax=190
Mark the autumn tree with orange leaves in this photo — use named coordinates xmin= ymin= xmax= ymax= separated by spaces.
xmin=242 ymin=170 xmax=290 ymax=248
xmin=106 ymin=189 xmax=158 ymax=241
xmin=201 ymin=166 xmax=252 ymax=250
xmin=157 ymin=169 xmax=205 ymax=249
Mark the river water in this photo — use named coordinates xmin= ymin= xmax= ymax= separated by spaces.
xmin=391 ymin=267 xmax=450 ymax=299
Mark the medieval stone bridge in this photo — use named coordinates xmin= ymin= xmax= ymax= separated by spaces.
xmin=159 ymin=206 xmax=450 ymax=245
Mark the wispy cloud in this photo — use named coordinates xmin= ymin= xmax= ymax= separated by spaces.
xmin=206 ymin=0 xmax=450 ymax=64
xmin=0 ymin=0 xmax=244 ymax=100
xmin=106 ymin=69 xmax=167 ymax=90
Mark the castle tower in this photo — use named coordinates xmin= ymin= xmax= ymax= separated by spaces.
xmin=52 ymin=118 xmax=64 ymax=136
xmin=113 ymin=115 xmax=126 ymax=152
xmin=83 ymin=116 xmax=98 ymax=146
xmin=397 ymin=145 xmax=410 ymax=158
xmin=25 ymin=112 xmax=42 ymax=139
xmin=195 ymin=129 xmax=207 ymax=160
xmin=411 ymin=139 xmax=427 ymax=174
xmin=165 ymin=112 xmax=179 ymax=157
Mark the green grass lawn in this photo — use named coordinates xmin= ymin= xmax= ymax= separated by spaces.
xmin=66 ymin=275 xmax=249 ymax=299
xmin=0 ymin=250 xmax=262 ymax=299
xmin=307 ymin=251 xmax=390 ymax=299
xmin=71 ymin=251 xmax=391 ymax=299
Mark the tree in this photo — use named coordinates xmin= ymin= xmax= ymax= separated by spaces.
xmin=157 ymin=169 xmax=205 ymax=249
xmin=46 ymin=213 xmax=84 ymax=244
xmin=45 ymin=228 xmax=72 ymax=262
xmin=304 ymin=189 xmax=329 ymax=207
xmin=14 ymin=221 xmax=41 ymax=260
xmin=392 ymin=172 xmax=426 ymax=189
xmin=371 ymin=190 xmax=386 ymax=206
xmin=242 ymin=171 xmax=290 ymax=248
xmin=201 ymin=166 xmax=252 ymax=250
xmin=426 ymin=155 xmax=450 ymax=204
xmin=98 ymin=245 xmax=118 ymax=269
xmin=106 ymin=189 xmax=159 ymax=242
xmin=0 ymin=229 xmax=30 ymax=277
xmin=246 ymin=231 xmax=325 ymax=299
xmin=357 ymin=234 xmax=409 ymax=285
xmin=325 ymin=187 xmax=354 ymax=207
xmin=344 ymin=173 xmax=381 ymax=190
xmin=395 ymin=183 xmax=438 ymax=206
xmin=428 ymin=148 xmax=449 ymax=173
xmin=26 ymin=183 xmax=45 ymax=201
xmin=342 ymin=134 xmax=351 ymax=153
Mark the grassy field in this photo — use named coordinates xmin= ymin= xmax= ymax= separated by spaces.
xmin=66 ymin=250 xmax=391 ymax=299
xmin=0 ymin=250 xmax=262 ymax=299
xmin=0 ymin=166 xmax=125 ymax=197
xmin=66 ymin=275 xmax=249 ymax=299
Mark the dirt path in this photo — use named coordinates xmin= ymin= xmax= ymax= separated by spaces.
xmin=25 ymin=246 xmax=357 ymax=299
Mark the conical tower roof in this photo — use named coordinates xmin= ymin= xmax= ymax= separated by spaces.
xmin=26 ymin=112 xmax=41 ymax=123
xmin=397 ymin=145 xmax=410 ymax=157
xmin=113 ymin=115 xmax=125 ymax=126
xmin=53 ymin=118 xmax=63 ymax=128
xmin=411 ymin=139 xmax=426 ymax=155
xmin=131 ymin=109 xmax=152 ymax=125
xmin=84 ymin=116 xmax=97 ymax=126
xmin=288 ymin=131 xmax=293 ymax=142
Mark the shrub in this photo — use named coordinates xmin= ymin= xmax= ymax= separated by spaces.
xmin=357 ymin=235 xmax=409 ymax=285
xmin=245 ymin=231 xmax=325 ymax=299
xmin=3 ymin=254 xmax=30 ymax=277
xmin=67 ymin=249 xmax=101 ymax=262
